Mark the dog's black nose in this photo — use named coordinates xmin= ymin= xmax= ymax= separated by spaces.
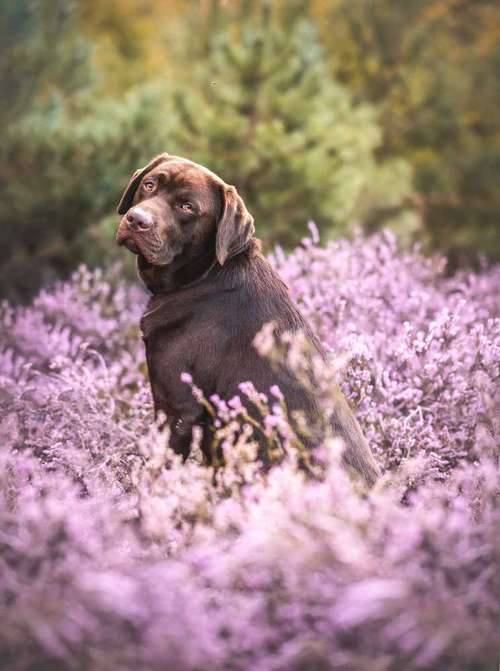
xmin=126 ymin=210 xmax=152 ymax=231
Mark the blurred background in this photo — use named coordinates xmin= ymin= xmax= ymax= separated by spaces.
xmin=1 ymin=0 xmax=499 ymax=301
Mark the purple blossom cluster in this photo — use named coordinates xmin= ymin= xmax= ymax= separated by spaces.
xmin=0 ymin=231 xmax=499 ymax=671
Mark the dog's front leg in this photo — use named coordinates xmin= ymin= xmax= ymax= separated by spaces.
xmin=168 ymin=411 xmax=204 ymax=460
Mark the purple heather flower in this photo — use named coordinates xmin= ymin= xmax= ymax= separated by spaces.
xmin=0 ymin=232 xmax=498 ymax=671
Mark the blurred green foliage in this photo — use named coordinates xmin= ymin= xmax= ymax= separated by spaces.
xmin=319 ymin=0 xmax=500 ymax=265
xmin=0 ymin=1 xmax=169 ymax=298
xmin=0 ymin=86 xmax=170 ymax=298
xmin=0 ymin=0 xmax=498 ymax=300
xmin=164 ymin=2 xmax=414 ymax=246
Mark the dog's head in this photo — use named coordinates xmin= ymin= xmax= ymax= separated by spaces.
xmin=116 ymin=153 xmax=254 ymax=268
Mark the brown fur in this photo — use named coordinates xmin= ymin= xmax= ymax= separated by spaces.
xmin=116 ymin=153 xmax=381 ymax=485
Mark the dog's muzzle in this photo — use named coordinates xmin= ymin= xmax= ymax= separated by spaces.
xmin=116 ymin=207 xmax=155 ymax=254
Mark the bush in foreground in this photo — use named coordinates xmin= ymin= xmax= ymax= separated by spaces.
xmin=0 ymin=231 xmax=499 ymax=670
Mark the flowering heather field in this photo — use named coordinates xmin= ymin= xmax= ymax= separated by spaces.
xmin=1 ymin=230 xmax=499 ymax=671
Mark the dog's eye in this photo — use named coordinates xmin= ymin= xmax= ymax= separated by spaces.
xmin=178 ymin=202 xmax=194 ymax=212
xmin=143 ymin=181 xmax=155 ymax=191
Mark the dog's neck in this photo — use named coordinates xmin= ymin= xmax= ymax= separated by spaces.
xmin=138 ymin=238 xmax=262 ymax=295
xmin=137 ymin=245 xmax=218 ymax=295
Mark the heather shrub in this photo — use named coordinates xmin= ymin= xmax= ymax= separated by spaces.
xmin=0 ymin=231 xmax=499 ymax=670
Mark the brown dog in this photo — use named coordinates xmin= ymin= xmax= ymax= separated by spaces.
xmin=116 ymin=153 xmax=380 ymax=485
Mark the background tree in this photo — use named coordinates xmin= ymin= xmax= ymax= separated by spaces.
xmin=316 ymin=0 xmax=500 ymax=264
xmin=164 ymin=0 xmax=414 ymax=247
xmin=0 ymin=0 xmax=171 ymax=299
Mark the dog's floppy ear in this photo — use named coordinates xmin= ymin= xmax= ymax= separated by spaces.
xmin=216 ymin=184 xmax=255 ymax=265
xmin=117 ymin=153 xmax=170 ymax=215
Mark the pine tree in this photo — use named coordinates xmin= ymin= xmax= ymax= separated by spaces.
xmin=167 ymin=0 xmax=414 ymax=246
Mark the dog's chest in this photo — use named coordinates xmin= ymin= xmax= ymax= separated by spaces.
xmin=141 ymin=295 xmax=230 ymax=380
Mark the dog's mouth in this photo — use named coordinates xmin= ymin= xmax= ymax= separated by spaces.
xmin=117 ymin=224 xmax=181 ymax=267
xmin=121 ymin=238 xmax=141 ymax=255
xmin=116 ymin=225 xmax=141 ymax=255
xmin=119 ymin=235 xmax=171 ymax=268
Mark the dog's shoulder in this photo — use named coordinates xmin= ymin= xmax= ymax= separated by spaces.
xmin=219 ymin=243 xmax=324 ymax=352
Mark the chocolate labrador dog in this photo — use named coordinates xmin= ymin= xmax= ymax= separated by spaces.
xmin=116 ymin=153 xmax=380 ymax=485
